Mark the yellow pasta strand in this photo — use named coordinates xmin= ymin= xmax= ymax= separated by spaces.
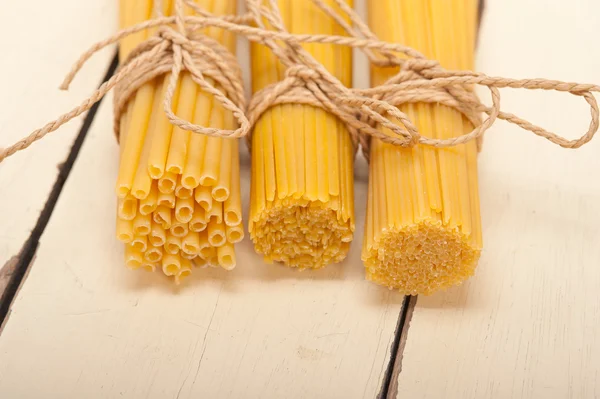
xmin=182 ymin=83 xmax=212 ymax=189
xmin=182 ymin=232 xmax=201 ymax=255
xmin=194 ymin=185 xmax=213 ymax=212
xmin=139 ymin=180 xmax=159 ymax=215
xmin=157 ymin=190 xmax=175 ymax=209
xmin=118 ymin=195 xmax=137 ymax=220
xmin=224 ymin=139 xmax=242 ymax=226
xmin=116 ymin=216 xmax=134 ymax=243
xmin=125 ymin=244 xmax=144 ymax=270
xmin=175 ymin=196 xmax=195 ymax=223
xmin=149 ymin=223 xmax=166 ymax=247
xmin=148 ymin=76 xmax=181 ymax=180
xmin=207 ymin=218 xmax=226 ymax=247
xmin=170 ymin=221 xmax=189 ymax=238
xmin=213 ymin=137 xmax=233 ymax=202
xmin=166 ymin=73 xmax=197 ymax=175
xmin=190 ymin=206 xmax=208 ymax=232
xmin=133 ymin=212 xmax=152 ymax=236
xmin=131 ymin=78 xmax=164 ymax=199
xmin=162 ymin=253 xmax=181 ymax=276
xmin=217 ymin=243 xmax=236 ymax=270
xmin=144 ymin=245 xmax=163 ymax=263
xmin=174 ymin=258 xmax=192 ymax=284
xmin=131 ymin=235 xmax=148 ymax=253
xmin=165 ymin=232 xmax=182 ymax=255
xmin=153 ymin=205 xmax=172 ymax=230
xmin=225 ymin=224 xmax=244 ymax=244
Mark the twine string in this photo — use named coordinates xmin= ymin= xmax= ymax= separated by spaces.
xmin=1 ymin=0 xmax=599 ymax=164
xmin=246 ymin=0 xmax=599 ymax=155
xmin=0 ymin=0 xmax=248 ymax=163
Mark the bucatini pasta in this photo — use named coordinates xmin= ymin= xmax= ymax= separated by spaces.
xmin=116 ymin=0 xmax=243 ymax=282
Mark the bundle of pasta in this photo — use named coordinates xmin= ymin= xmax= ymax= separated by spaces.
xmin=117 ymin=0 xmax=243 ymax=283
xmin=363 ymin=0 xmax=482 ymax=294
xmin=249 ymin=0 xmax=355 ymax=269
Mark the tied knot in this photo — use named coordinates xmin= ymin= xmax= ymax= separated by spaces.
xmin=285 ymin=64 xmax=321 ymax=81
xmin=2 ymin=0 xmax=600 ymax=165
xmin=158 ymin=26 xmax=191 ymax=50
xmin=247 ymin=61 xmax=365 ymax=151
xmin=111 ymin=20 xmax=250 ymax=142
xmin=243 ymin=0 xmax=490 ymax=156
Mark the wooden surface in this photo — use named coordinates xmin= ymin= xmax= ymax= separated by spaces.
xmin=395 ymin=0 xmax=600 ymax=398
xmin=0 ymin=0 xmax=599 ymax=398
xmin=0 ymin=92 xmax=403 ymax=397
xmin=0 ymin=1 xmax=116 ymax=273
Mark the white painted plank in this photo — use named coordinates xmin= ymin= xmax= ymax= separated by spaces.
xmin=0 ymin=1 xmax=116 ymax=268
xmin=0 ymin=87 xmax=403 ymax=399
xmin=396 ymin=0 xmax=600 ymax=398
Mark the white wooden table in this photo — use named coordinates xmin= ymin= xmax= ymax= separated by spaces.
xmin=0 ymin=0 xmax=599 ymax=398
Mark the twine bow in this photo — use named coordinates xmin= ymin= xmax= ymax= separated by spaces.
xmin=246 ymin=0 xmax=600 ymax=156
xmin=1 ymin=0 xmax=599 ymax=165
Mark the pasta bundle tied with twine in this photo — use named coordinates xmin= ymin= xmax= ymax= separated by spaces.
xmin=0 ymin=0 xmax=598 ymax=290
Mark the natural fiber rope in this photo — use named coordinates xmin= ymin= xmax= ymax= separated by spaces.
xmin=1 ymin=0 xmax=599 ymax=164
xmin=245 ymin=0 xmax=599 ymax=155
xmin=0 ymin=0 xmax=249 ymax=163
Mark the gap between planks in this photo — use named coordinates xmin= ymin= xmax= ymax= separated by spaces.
xmin=381 ymin=295 xmax=417 ymax=398
xmin=0 ymin=54 xmax=119 ymax=330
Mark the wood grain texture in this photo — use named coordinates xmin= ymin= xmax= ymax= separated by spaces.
xmin=0 ymin=63 xmax=403 ymax=399
xmin=0 ymin=1 xmax=117 ymax=283
xmin=0 ymin=257 xmax=19 ymax=307
xmin=395 ymin=0 xmax=600 ymax=398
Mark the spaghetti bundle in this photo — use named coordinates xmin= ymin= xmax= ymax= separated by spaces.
xmin=248 ymin=0 xmax=355 ymax=269
xmin=117 ymin=0 xmax=243 ymax=283
xmin=362 ymin=0 xmax=482 ymax=294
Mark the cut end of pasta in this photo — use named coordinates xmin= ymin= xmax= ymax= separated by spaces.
xmin=134 ymin=226 xmax=150 ymax=236
xmin=182 ymin=176 xmax=199 ymax=190
xmin=362 ymin=221 xmax=481 ymax=295
xmin=148 ymin=165 xmax=163 ymax=180
xmin=219 ymin=255 xmax=235 ymax=270
xmin=208 ymin=231 xmax=226 ymax=247
xmin=176 ymin=208 xmax=193 ymax=223
xmin=225 ymin=210 xmax=241 ymax=226
xmin=190 ymin=221 xmax=207 ymax=232
xmin=199 ymin=176 xmax=217 ymax=187
xmin=158 ymin=178 xmax=175 ymax=193
xmin=139 ymin=204 xmax=155 ymax=215
xmin=133 ymin=189 xmax=148 ymax=200
xmin=183 ymin=243 xmax=199 ymax=255
xmin=175 ymin=186 xmax=193 ymax=199
xmin=212 ymin=187 xmax=229 ymax=202
xmin=171 ymin=224 xmax=188 ymax=237
xmin=226 ymin=227 xmax=243 ymax=243
xmin=163 ymin=263 xmax=179 ymax=276
xmin=117 ymin=232 xmax=133 ymax=243
xmin=250 ymin=202 xmax=353 ymax=269
xmin=145 ymin=248 xmax=163 ymax=263
xmin=117 ymin=185 xmax=130 ymax=199
xmin=125 ymin=258 xmax=142 ymax=270
xmin=131 ymin=239 xmax=147 ymax=253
